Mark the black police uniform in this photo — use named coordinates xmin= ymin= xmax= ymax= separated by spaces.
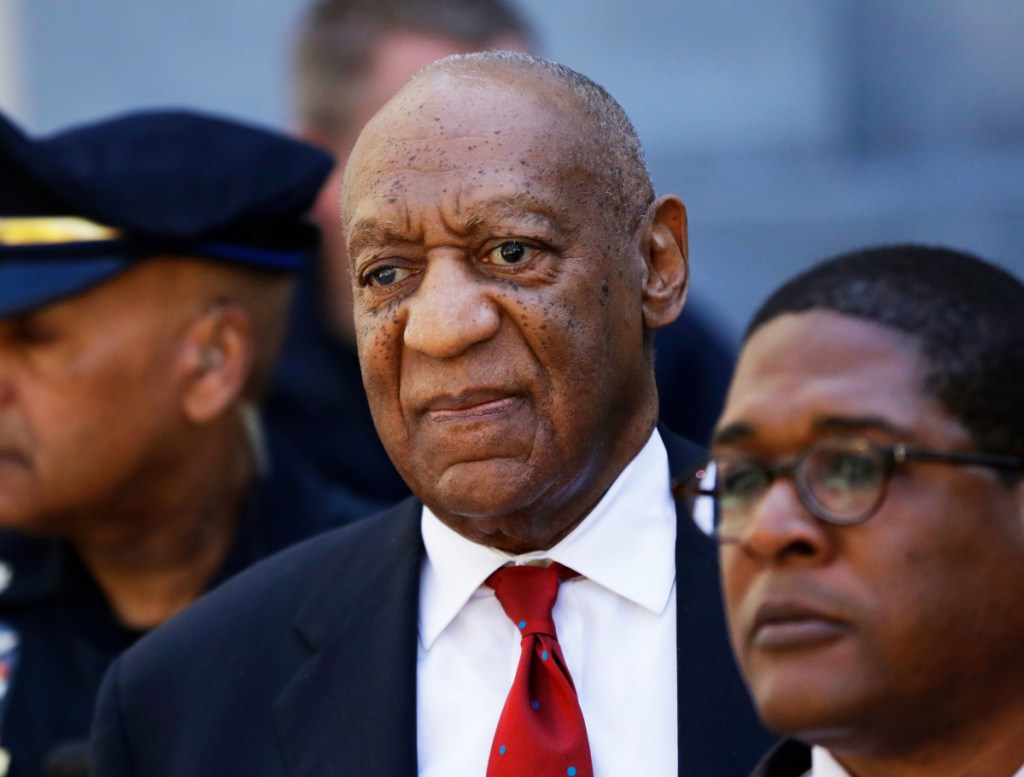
xmin=0 ymin=109 xmax=380 ymax=777
xmin=0 ymin=433 xmax=375 ymax=777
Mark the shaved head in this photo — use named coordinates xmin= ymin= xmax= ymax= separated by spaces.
xmin=343 ymin=51 xmax=654 ymax=233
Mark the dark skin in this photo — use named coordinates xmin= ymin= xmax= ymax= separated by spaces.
xmin=717 ymin=311 xmax=1024 ymax=777
xmin=0 ymin=258 xmax=259 ymax=627
xmin=342 ymin=64 xmax=689 ymax=552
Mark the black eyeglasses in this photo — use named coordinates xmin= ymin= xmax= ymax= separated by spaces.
xmin=681 ymin=437 xmax=1024 ymax=541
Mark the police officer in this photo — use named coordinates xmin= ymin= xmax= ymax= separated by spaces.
xmin=0 ymin=110 xmax=377 ymax=777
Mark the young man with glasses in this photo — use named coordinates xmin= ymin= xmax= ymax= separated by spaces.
xmin=682 ymin=244 xmax=1024 ymax=777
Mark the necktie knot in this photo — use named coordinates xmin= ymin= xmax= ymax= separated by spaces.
xmin=486 ymin=564 xmax=561 ymax=637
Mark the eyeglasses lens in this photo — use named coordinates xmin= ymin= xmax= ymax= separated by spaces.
xmin=801 ymin=443 xmax=887 ymax=523
xmin=686 ymin=440 xmax=891 ymax=539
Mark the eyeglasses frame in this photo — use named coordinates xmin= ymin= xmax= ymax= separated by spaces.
xmin=681 ymin=437 xmax=1024 ymax=540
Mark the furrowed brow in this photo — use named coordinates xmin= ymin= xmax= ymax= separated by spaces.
xmin=457 ymin=194 xmax=559 ymax=232
xmin=346 ymin=220 xmax=410 ymax=258
xmin=711 ymin=422 xmax=757 ymax=448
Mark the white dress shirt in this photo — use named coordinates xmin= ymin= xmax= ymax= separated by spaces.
xmin=811 ymin=746 xmax=1024 ymax=777
xmin=417 ymin=431 xmax=678 ymax=777
xmin=810 ymin=748 xmax=851 ymax=777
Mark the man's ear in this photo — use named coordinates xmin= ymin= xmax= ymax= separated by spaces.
xmin=179 ymin=303 xmax=253 ymax=425
xmin=639 ymin=194 xmax=689 ymax=331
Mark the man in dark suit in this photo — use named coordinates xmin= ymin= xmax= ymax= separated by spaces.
xmin=682 ymin=245 xmax=1024 ymax=777
xmin=91 ymin=53 xmax=774 ymax=776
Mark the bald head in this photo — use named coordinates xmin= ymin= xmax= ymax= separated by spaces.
xmin=343 ymin=52 xmax=653 ymax=232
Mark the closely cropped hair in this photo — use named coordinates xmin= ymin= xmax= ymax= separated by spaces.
xmin=293 ymin=0 xmax=534 ymax=137
xmin=427 ymin=51 xmax=656 ymax=226
xmin=747 ymin=244 xmax=1024 ymax=457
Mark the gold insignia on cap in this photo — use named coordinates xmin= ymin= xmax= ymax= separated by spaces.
xmin=0 ymin=217 xmax=122 ymax=245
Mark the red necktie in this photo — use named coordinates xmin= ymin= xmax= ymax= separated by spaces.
xmin=485 ymin=563 xmax=594 ymax=777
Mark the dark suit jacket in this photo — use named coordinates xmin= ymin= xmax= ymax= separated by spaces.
xmin=91 ymin=432 xmax=775 ymax=776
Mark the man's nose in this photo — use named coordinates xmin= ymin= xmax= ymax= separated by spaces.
xmin=403 ymin=257 xmax=501 ymax=359
xmin=737 ymin=479 xmax=835 ymax=564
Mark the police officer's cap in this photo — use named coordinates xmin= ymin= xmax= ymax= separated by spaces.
xmin=0 ymin=109 xmax=334 ymax=318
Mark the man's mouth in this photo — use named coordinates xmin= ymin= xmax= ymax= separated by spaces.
xmin=425 ymin=390 xmax=522 ymax=422
xmin=749 ymin=599 xmax=849 ymax=649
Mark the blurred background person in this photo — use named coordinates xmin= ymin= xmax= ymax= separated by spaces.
xmin=262 ymin=0 xmax=738 ymax=507
xmin=0 ymin=108 xmax=372 ymax=777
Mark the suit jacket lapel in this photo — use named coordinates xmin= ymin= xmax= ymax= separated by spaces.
xmin=273 ymin=498 xmax=424 ymax=777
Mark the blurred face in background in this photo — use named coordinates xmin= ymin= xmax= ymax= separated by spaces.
xmin=0 ymin=260 xmax=209 ymax=536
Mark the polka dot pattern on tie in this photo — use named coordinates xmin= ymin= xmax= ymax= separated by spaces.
xmin=484 ymin=563 xmax=593 ymax=777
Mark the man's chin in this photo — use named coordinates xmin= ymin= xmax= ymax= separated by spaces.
xmin=417 ymin=458 xmax=538 ymax=515
xmin=751 ymin=676 xmax=881 ymax=751
xmin=412 ymin=458 xmax=575 ymax=548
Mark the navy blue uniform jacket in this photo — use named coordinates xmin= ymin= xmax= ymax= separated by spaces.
xmin=0 ymin=434 xmax=375 ymax=777
xmin=91 ymin=432 xmax=775 ymax=776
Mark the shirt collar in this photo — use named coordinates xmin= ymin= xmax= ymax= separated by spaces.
xmin=811 ymin=747 xmax=851 ymax=777
xmin=419 ymin=430 xmax=676 ymax=649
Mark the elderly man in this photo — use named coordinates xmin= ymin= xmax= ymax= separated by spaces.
xmin=683 ymin=245 xmax=1024 ymax=776
xmin=265 ymin=0 xmax=739 ymax=505
xmin=0 ymin=109 xmax=372 ymax=777
xmin=91 ymin=53 xmax=773 ymax=777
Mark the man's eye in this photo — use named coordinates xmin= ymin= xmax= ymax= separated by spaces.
xmin=366 ymin=266 xmax=410 ymax=287
xmin=10 ymin=320 xmax=57 ymax=346
xmin=822 ymin=452 xmax=881 ymax=492
xmin=719 ymin=462 xmax=768 ymax=505
xmin=486 ymin=241 xmax=536 ymax=266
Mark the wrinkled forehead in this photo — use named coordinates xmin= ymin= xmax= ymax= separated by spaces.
xmin=342 ymin=69 xmax=589 ymax=219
